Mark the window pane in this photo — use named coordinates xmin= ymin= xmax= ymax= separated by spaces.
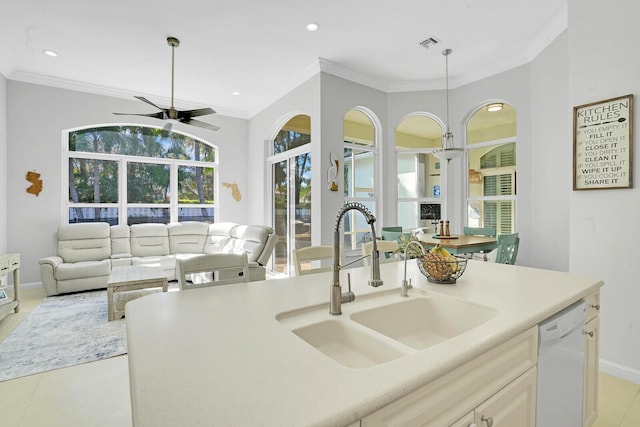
xmin=396 ymin=116 xmax=443 ymax=150
xmin=343 ymin=201 xmax=375 ymax=250
xmin=68 ymin=158 xmax=118 ymax=203
xmin=273 ymin=115 xmax=311 ymax=154
xmin=295 ymin=153 xmax=312 ymax=251
xmin=344 ymin=148 xmax=374 ymax=198
xmin=469 ymin=143 xmax=516 ymax=198
xmin=467 ymin=104 xmax=516 ymax=145
xmin=344 ymin=110 xmax=374 ymax=147
xmin=178 ymin=207 xmax=214 ymax=222
xmin=178 ymin=166 xmax=215 ymax=204
xmin=466 ymin=200 xmax=514 ymax=234
xmin=127 ymin=207 xmax=170 ymax=225
xmin=69 ymin=126 xmax=216 ymax=161
xmin=127 ymin=162 xmax=170 ymax=203
xmin=397 ymin=153 xmax=441 ymax=198
xmin=69 ymin=207 xmax=118 ymax=225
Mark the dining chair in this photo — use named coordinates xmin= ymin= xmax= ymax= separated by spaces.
xmin=380 ymin=226 xmax=404 ymax=244
xmin=463 ymin=226 xmax=497 ymax=261
xmin=361 ymin=240 xmax=400 ymax=266
xmin=177 ymin=253 xmax=249 ymax=290
xmin=292 ymin=245 xmax=336 ymax=276
xmin=495 ymin=233 xmax=520 ymax=265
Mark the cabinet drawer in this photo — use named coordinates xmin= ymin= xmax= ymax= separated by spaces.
xmin=361 ymin=327 xmax=538 ymax=427
xmin=585 ymin=292 xmax=600 ymax=322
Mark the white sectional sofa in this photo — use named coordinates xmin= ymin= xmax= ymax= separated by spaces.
xmin=39 ymin=221 xmax=278 ymax=296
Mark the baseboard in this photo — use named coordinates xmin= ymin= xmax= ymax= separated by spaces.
xmin=600 ymin=358 xmax=640 ymax=385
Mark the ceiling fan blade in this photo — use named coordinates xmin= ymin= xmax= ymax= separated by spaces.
xmin=184 ymin=118 xmax=220 ymax=131
xmin=180 ymin=107 xmax=216 ymax=118
xmin=134 ymin=96 xmax=166 ymax=111
xmin=113 ymin=111 xmax=167 ymax=120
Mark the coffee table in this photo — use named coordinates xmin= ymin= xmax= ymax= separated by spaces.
xmin=107 ymin=266 xmax=168 ymax=321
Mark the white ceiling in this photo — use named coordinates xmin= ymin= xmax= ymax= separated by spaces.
xmin=0 ymin=0 xmax=567 ymax=119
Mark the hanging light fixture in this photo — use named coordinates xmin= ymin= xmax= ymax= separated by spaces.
xmin=433 ymin=48 xmax=463 ymax=162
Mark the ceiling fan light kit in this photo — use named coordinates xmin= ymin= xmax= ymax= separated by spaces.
xmin=113 ymin=36 xmax=220 ymax=132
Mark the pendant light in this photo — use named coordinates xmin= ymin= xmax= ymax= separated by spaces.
xmin=433 ymin=48 xmax=463 ymax=162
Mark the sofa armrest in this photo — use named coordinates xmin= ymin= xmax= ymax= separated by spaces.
xmin=39 ymin=256 xmax=63 ymax=296
xmin=255 ymin=233 xmax=279 ymax=266
xmin=39 ymin=255 xmax=63 ymax=268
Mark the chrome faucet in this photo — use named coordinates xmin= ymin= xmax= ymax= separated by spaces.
xmin=401 ymin=241 xmax=426 ymax=297
xmin=330 ymin=202 xmax=383 ymax=315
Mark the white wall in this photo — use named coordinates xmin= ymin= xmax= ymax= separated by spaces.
xmin=0 ymin=73 xmax=6 ymax=254
xmin=7 ymin=81 xmax=248 ymax=284
xmin=530 ymin=31 xmax=571 ymax=272
xmin=568 ymin=0 xmax=640 ymax=383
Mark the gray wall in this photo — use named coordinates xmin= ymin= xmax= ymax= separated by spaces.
xmin=7 ymin=81 xmax=249 ymax=284
xmin=569 ymin=0 xmax=640 ymax=382
xmin=0 ymin=73 xmax=6 ymax=255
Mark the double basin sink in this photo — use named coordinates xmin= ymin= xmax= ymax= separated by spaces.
xmin=276 ymin=288 xmax=498 ymax=369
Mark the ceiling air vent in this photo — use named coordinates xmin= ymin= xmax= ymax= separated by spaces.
xmin=419 ymin=37 xmax=440 ymax=49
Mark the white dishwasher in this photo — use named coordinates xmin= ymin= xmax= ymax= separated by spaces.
xmin=536 ymin=300 xmax=586 ymax=427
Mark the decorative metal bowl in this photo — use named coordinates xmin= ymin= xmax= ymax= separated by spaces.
xmin=417 ymin=254 xmax=468 ymax=284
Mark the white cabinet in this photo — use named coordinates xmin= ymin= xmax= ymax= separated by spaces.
xmin=583 ymin=291 xmax=600 ymax=427
xmin=361 ymin=327 xmax=538 ymax=427
xmin=473 ymin=367 xmax=536 ymax=427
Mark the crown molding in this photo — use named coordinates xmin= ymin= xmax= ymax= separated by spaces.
xmin=247 ymin=60 xmax=322 ymax=117
xmin=8 ymin=69 xmax=249 ymax=119
xmin=317 ymin=58 xmax=389 ymax=93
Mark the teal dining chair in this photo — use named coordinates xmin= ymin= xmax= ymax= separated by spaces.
xmin=495 ymin=233 xmax=520 ymax=265
xmin=463 ymin=226 xmax=497 ymax=261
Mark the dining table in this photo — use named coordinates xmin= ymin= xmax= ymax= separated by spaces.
xmin=418 ymin=234 xmax=498 ymax=256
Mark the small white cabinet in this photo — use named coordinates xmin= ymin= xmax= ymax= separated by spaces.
xmin=583 ymin=291 xmax=600 ymax=427
xmin=361 ymin=327 xmax=538 ymax=427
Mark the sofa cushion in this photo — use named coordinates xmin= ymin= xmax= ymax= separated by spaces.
xmin=227 ymin=225 xmax=274 ymax=263
xmin=203 ymin=222 xmax=237 ymax=253
xmin=110 ymin=225 xmax=131 ymax=257
xmin=57 ymin=223 xmax=111 ymax=263
xmin=168 ymin=222 xmax=208 ymax=254
xmin=55 ymin=259 xmax=111 ymax=280
xmin=130 ymin=224 xmax=170 ymax=257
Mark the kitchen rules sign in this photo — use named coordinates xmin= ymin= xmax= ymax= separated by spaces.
xmin=573 ymin=94 xmax=633 ymax=190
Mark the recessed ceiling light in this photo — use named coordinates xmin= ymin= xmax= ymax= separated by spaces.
xmin=232 ymin=91 xmax=240 ymax=96
xmin=486 ymin=103 xmax=504 ymax=112
xmin=306 ymin=22 xmax=319 ymax=32
xmin=43 ymin=50 xmax=58 ymax=57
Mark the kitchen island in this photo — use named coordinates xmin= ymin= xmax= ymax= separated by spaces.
xmin=125 ymin=259 xmax=602 ymax=426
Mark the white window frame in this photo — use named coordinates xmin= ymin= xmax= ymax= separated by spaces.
xmin=62 ymin=124 xmax=218 ymax=225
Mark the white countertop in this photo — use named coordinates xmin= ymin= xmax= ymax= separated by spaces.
xmin=125 ymin=260 xmax=603 ymax=427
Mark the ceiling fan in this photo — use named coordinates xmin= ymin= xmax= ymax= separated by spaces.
xmin=114 ymin=36 xmax=220 ymax=132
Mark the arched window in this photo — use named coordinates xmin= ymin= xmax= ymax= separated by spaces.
xmin=65 ymin=125 xmax=217 ymax=225
xmin=466 ymin=103 xmax=516 ymax=233
xmin=343 ymin=108 xmax=377 ymax=250
xmin=395 ymin=114 xmax=444 ymax=232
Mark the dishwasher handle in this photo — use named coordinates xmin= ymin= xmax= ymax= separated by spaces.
xmin=539 ymin=301 xmax=586 ymax=343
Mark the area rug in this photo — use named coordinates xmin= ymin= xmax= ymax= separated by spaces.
xmin=0 ymin=290 xmax=127 ymax=382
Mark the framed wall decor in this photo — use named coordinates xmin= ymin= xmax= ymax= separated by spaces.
xmin=573 ymin=94 xmax=633 ymax=190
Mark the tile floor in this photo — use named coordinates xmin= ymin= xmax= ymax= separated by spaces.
xmin=0 ymin=288 xmax=639 ymax=426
